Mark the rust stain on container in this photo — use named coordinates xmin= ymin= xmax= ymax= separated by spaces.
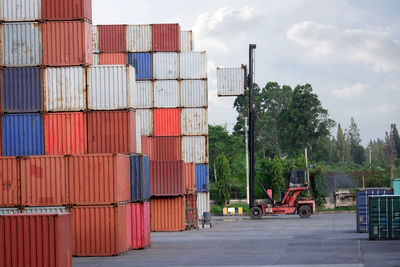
xmin=151 ymin=197 xmax=185 ymax=232
xmin=0 ymin=157 xmax=19 ymax=207
xmin=99 ymin=53 xmax=127 ymax=65
xmin=141 ymin=136 xmax=154 ymax=160
xmin=184 ymin=163 xmax=196 ymax=194
xmin=150 ymin=161 xmax=184 ymax=196
xmin=42 ymin=0 xmax=92 ymax=21
xmin=153 ymin=108 xmax=180 ymax=136
xmin=152 ymin=24 xmax=181 ymax=52
xmin=153 ymin=137 xmax=181 ymax=161
xmin=98 ymin=25 xmax=127 ymax=53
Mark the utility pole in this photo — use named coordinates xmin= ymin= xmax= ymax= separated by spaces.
xmin=245 ymin=117 xmax=249 ymax=204
xmin=369 ymin=148 xmax=372 ymax=169
xmin=248 ymin=44 xmax=256 ymax=209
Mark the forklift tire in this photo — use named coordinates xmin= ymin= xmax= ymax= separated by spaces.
xmin=298 ymin=205 xmax=312 ymax=218
xmin=250 ymin=207 xmax=263 ymax=220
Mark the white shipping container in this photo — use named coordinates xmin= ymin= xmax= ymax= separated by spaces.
xmin=182 ymin=136 xmax=207 ymax=163
xmin=126 ymin=24 xmax=152 ymax=52
xmin=44 ymin=67 xmax=86 ymax=112
xmin=0 ymin=208 xmax=19 ymax=215
xmin=180 ymin=52 xmax=207 ymax=79
xmin=136 ymin=109 xmax=153 ymax=136
xmin=2 ymin=22 xmax=42 ymax=66
xmin=22 ymin=207 xmax=68 ymax=214
xmin=181 ymin=108 xmax=208 ymax=136
xmin=180 ymin=80 xmax=207 ymax=107
xmin=153 ymin=52 xmax=179 ymax=79
xmin=217 ymin=67 xmax=245 ymax=96
xmin=93 ymin=53 xmax=99 ymax=65
xmin=1 ymin=0 xmax=41 ymax=21
xmin=197 ymin=192 xmax=210 ymax=221
xmin=180 ymin=30 xmax=193 ymax=52
xmin=135 ymin=81 xmax=153 ymax=108
xmin=88 ymin=65 xmax=137 ymax=110
xmin=92 ymin=25 xmax=99 ymax=53
xmin=154 ymin=80 xmax=179 ymax=108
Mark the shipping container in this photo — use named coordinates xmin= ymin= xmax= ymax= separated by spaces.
xmin=93 ymin=53 xmax=99 ymax=65
xmin=0 ymin=213 xmax=72 ymax=267
xmin=0 ymin=157 xmax=19 ymax=207
xmin=135 ymin=81 xmax=153 ymax=108
xmin=182 ymin=136 xmax=207 ymax=163
xmin=150 ymin=161 xmax=184 ymax=196
xmin=369 ymin=195 xmax=400 ymax=240
xmin=21 ymin=206 xmax=68 ymax=214
xmin=153 ymin=108 xmax=180 ymax=136
xmin=181 ymin=108 xmax=208 ymax=136
xmin=153 ymin=137 xmax=181 ymax=161
xmin=69 ymin=154 xmax=130 ymax=205
xmin=43 ymin=21 xmax=93 ymax=66
xmin=126 ymin=25 xmax=152 ymax=52
xmin=136 ymin=117 xmax=142 ymax=154
xmin=2 ymin=22 xmax=42 ymax=66
xmin=71 ymin=205 xmax=129 ymax=256
xmin=184 ymin=163 xmax=196 ymax=194
xmin=152 ymin=52 xmax=179 ymax=79
xmin=356 ymin=188 xmax=393 ymax=233
xmin=99 ymin=53 xmax=127 ymax=65
xmin=185 ymin=194 xmax=198 ymax=229
xmin=92 ymin=25 xmax=99 ymax=53
xmin=136 ymin=109 xmax=153 ymax=136
xmin=152 ymin=24 xmax=180 ymax=52
xmin=217 ymin=67 xmax=246 ymax=96
xmin=44 ymin=66 xmax=86 ymax=112
xmin=180 ymin=30 xmax=193 ymax=52
xmin=1 ymin=0 xmax=41 ymax=21
xmin=179 ymin=52 xmax=207 ymax=79
xmin=44 ymin=112 xmax=87 ymax=155
xmin=141 ymin=136 xmax=154 ymax=160
xmin=98 ymin=25 xmax=126 ymax=53
xmin=154 ymin=80 xmax=179 ymax=108
xmin=2 ymin=113 xmax=44 ymax=156
xmin=20 ymin=156 xmax=68 ymax=206
xmin=127 ymin=52 xmax=152 ymax=80
xmin=2 ymin=67 xmax=42 ymax=112
xmin=131 ymin=155 xmax=150 ymax=202
xmin=87 ymin=111 xmax=137 ymax=154
xmin=0 ymin=208 xmax=19 ymax=215
xmin=42 ymin=0 xmax=92 ymax=21
xmin=130 ymin=202 xmax=151 ymax=249
xmin=197 ymin=192 xmax=210 ymax=220
xmin=87 ymin=65 xmax=136 ymax=110
xmin=195 ymin=164 xmax=209 ymax=192
xmin=180 ymin=80 xmax=207 ymax=108
xmin=151 ymin=197 xmax=185 ymax=232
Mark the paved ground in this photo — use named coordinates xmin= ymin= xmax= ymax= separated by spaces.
xmin=73 ymin=213 xmax=400 ymax=267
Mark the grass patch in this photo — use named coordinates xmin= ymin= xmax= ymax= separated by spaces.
xmin=316 ymin=205 xmax=356 ymax=212
xmin=210 ymin=203 xmax=250 ymax=214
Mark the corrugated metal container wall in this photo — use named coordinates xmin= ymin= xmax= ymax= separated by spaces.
xmin=0 ymin=157 xmax=19 ymax=207
xmin=42 ymin=0 xmax=92 ymax=21
xmin=182 ymin=136 xmax=207 ymax=163
xmin=153 ymin=52 xmax=179 ymax=79
xmin=22 ymin=206 xmax=67 ymax=214
xmin=369 ymin=196 xmax=400 ymax=240
xmin=87 ymin=111 xmax=137 ymax=154
xmin=135 ymin=81 xmax=153 ymax=108
xmin=151 ymin=197 xmax=185 ymax=232
xmin=141 ymin=136 xmax=154 ymax=160
xmin=43 ymin=21 xmax=93 ymax=66
xmin=92 ymin=25 xmax=99 ymax=53
xmin=153 ymin=137 xmax=181 ymax=161
xmin=93 ymin=53 xmax=99 ymax=65
xmin=2 ymin=113 xmax=44 ymax=156
xmin=152 ymin=24 xmax=180 ymax=52
xmin=217 ymin=67 xmax=245 ymax=96
xmin=71 ymin=205 xmax=129 ymax=256
xmin=195 ymin=164 xmax=209 ymax=192
xmin=184 ymin=163 xmax=196 ymax=194
xmin=142 ymin=202 xmax=151 ymax=246
xmin=1 ymin=0 xmax=41 ymax=21
xmin=180 ymin=80 xmax=207 ymax=108
xmin=2 ymin=67 xmax=42 ymax=112
xmin=88 ymin=65 xmax=136 ymax=110
xmin=185 ymin=194 xmax=198 ymax=228
xmin=130 ymin=155 xmax=150 ymax=202
xmin=153 ymin=108 xmax=180 ymax=136
xmin=20 ymin=156 xmax=68 ymax=206
xmin=142 ymin=156 xmax=150 ymax=200
xmin=44 ymin=66 xmax=86 ymax=112
xmin=0 ymin=208 xmax=19 ymax=215
xmin=0 ymin=214 xmax=72 ymax=267
xmin=181 ymin=108 xmax=208 ymax=136
xmin=130 ymin=202 xmax=151 ymax=249
xmin=197 ymin=192 xmax=210 ymax=220
xmin=136 ymin=109 xmax=153 ymax=136
xmin=44 ymin=112 xmax=87 ymax=155
xmin=69 ymin=154 xmax=130 ymax=205
xmin=2 ymin=22 xmax=42 ymax=66
xmin=98 ymin=25 xmax=126 ymax=53
xmin=136 ymin=116 xmax=142 ymax=154
xmin=150 ymin=161 xmax=184 ymax=196
xmin=99 ymin=53 xmax=127 ymax=65
xmin=357 ymin=188 xmax=393 ymax=233
xmin=127 ymin=52 xmax=152 ymax=79
xmin=126 ymin=25 xmax=152 ymax=52
xmin=180 ymin=30 xmax=193 ymax=52
xmin=180 ymin=52 xmax=207 ymax=79
xmin=154 ymin=80 xmax=179 ymax=108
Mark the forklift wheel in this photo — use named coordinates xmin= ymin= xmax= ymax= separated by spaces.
xmin=250 ymin=207 xmax=263 ymax=220
xmin=298 ymin=205 xmax=312 ymax=218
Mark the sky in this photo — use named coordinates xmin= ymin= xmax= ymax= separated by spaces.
xmin=93 ymin=0 xmax=400 ymax=146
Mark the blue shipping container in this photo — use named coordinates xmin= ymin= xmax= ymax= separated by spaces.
xmin=130 ymin=154 xmax=150 ymax=202
xmin=2 ymin=67 xmax=42 ymax=112
xmin=357 ymin=187 xmax=393 ymax=233
xmin=127 ymin=52 xmax=152 ymax=79
xmin=2 ymin=113 xmax=44 ymax=156
xmin=195 ymin=164 xmax=209 ymax=192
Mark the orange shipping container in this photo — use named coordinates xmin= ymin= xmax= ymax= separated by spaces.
xmin=0 ymin=157 xmax=19 ymax=207
xmin=184 ymin=163 xmax=196 ymax=194
xmin=153 ymin=108 xmax=180 ymax=136
xmin=98 ymin=25 xmax=127 ymax=53
xmin=42 ymin=0 xmax=92 ymax=21
xmin=99 ymin=53 xmax=127 ymax=65
xmin=151 ymin=197 xmax=185 ymax=232
xmin=153 ymin=136 xmax=181 ymax=160
xmin=141 ymin=136 xmax=154 ymax=160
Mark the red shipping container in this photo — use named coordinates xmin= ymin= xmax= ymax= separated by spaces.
xmin=69 ymin=154 xmax=130 ymax=205
xmin=71 ymin=205 xmax=129 ymax=256
xmin=184 ymin=163 xmax=196 ymax=194
xmin=44 ymin=112 xmax=87 ymax=155
xmin=153 ymin=108 xmax=180 ymax=136
xmin=0 ymin=157 xmax=19 ymax=207
xmin=151 ymin=197 xmax=185 ymax=232
xmin=98 ymin=25 xmax=127 ymax=53
xmin=0 ymin=213 xmax=72 ymax=267
xmin=130 ymin=202 xmax=151 ymax=249
xmin=152 ymin=24 xmax=181 ymax=52
xmin=153 ymin=136 xmax=181 ymax=160
xmin=150 ymin=160 xmax=184 ymax=196
xmin=88 ymin=111 xmax=137 ymax=154
xmin=43 ymin=21 xmax=93 ymax=66
xmin=20 ymin=156 xmax=69 ymax=206
xmin=99 ymin=53 xmax=127 ymax=65
xmin=141 ymin=136 xmax=154 ymax=160
xmin=42 ymin=0 xmax=92 ymax=22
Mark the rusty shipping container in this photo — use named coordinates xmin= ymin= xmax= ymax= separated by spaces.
xmin=151 ymin=197 xmax=185 ymax=232
xmin=154 ymin=80 xmax=179 ymax=108
xmin=98 ymin=25 xmax=126 ymax=52
xmin=152 ymin=24 xmax=180 ymax=52
xmin=92 ymin=25 xmax=99 ymax=53
xmin=217 ymin=67 xmax=246 ymax=96
xmin=136 ymin=109 xmax=153 ymax=136
xmin=99 ymin=53 xmax=127 ymax=65
xmin=42 ymin=0 xmax=92 ymax=21
xmin=1 ymin=0 xmax=41 ymax=21
xmin=181 ymin=30 xmax=193 ymax=52
xmin=130 ymin=202 xmax=151 ymax=249
xmin=71 ymin=205 xmax=130 ymax=256
xmin=20 ymin=156 xmax=68 ymax=206
xmin=181 ymin=108 xmax=208 ymax=136
xmin=44 ymin=112 xmax=87 ymax=155
xmin=126 ymin=25 xmax=152 ymax=52
xmin=153 ymin=108 xmax=180 ymax=136
xmin=184 ymin=163 xmax=196 ymax=194
xmin=141 ymin=136 xmax=154 ymax=160
xmin=152 ymin=52 xmax=179 ymax=79
xmin=0 ymin=157 xmax=19 ymax=207
xmin=153 ymin=137 xmax=181 ymax=161
xmin=197 ymin=192 xmax=210 ymax=221
xmin=150 ymin=161 xmax=184 ymax=196
xmin=0 ymin=213 xmax=72 ymax=267
xmin=182 ymin=136 xmax=207 ymax=163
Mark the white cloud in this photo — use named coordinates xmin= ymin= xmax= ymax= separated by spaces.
xmin=332 ymin=83 xmax=368 ymax=98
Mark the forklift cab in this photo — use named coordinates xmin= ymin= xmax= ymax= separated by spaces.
xmin=289 ymin=169 xmax=308 ymax=188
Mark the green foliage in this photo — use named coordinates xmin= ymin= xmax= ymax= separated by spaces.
xmin=270 ymin=156 xmax=286 ymax=199
xmin=215 ymin=153 xmax=232 ymax=206
xmin=391 ymin=124 xmax=400 ymax=159
xmin=347 ymin=118 xmax=366 ymax=165
xmin=336 ymin=123 xmax=350 ymax=163
xmin=210 ymin=204 xmax=223 ymax=214
xmin=310 ymin=165 xmax=328 ymax=206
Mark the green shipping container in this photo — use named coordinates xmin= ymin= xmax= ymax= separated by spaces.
xmin=369 ymin=195 xmax=400 ymax=240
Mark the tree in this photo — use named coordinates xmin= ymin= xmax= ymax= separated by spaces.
xmin=383 ymin=131 xmax=397 ymax=179
xmin=336 ymin=124 xmax=350 ymax=163
xmin=215 ymin=153 xmax=232 ymax=206
xmin=391 ymin=124 xmax=400 ymax=159
xmin=367 ymin=139 xmax=387 ymax=167
xmin=270 ymin=156 xmax=285 ymax=200
xmin=346 ymin=118 xmax=366 ymax=164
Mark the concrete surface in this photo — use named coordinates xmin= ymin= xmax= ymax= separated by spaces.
xmin=73 ymin=213 xmax=400 ymax=267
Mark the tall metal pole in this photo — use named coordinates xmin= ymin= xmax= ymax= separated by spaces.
xmin=245 ymin=117 xmax=249 ymax=204
xmin=248 ymin=44 xmax=256 ymax=208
